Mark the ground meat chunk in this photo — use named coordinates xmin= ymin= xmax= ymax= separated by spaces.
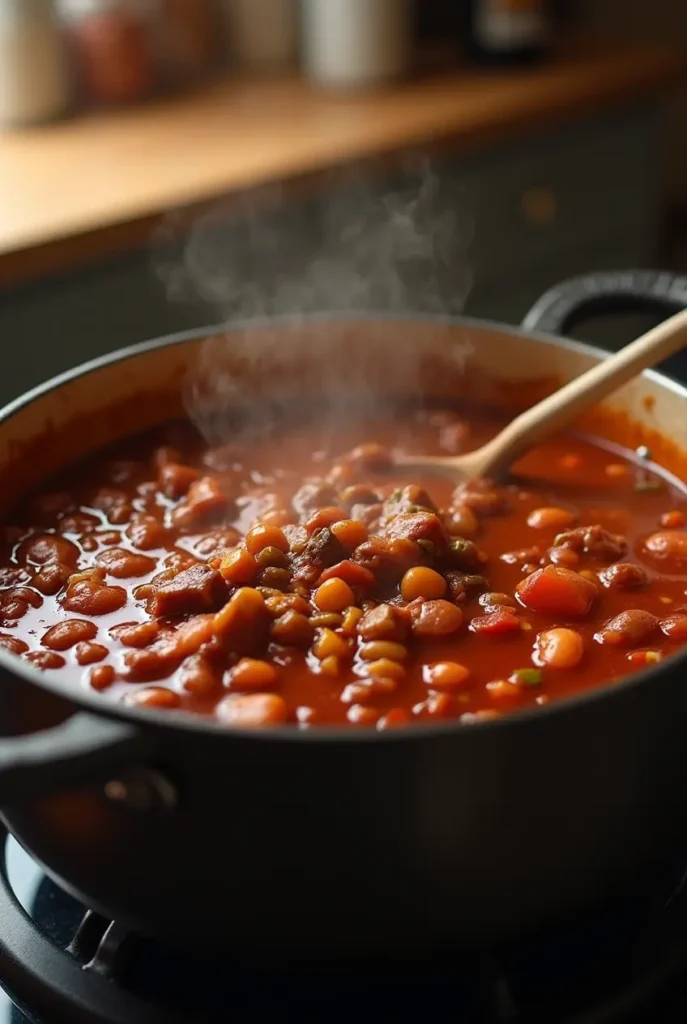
xmin=383 ymin=512 xmax=449 ymax=556
xmin=357 ymin=604 xmax=409 ymax=643
xmin=151 ymin=565 xmax=228 ymax=618
xmin=451 ymin=479 xmax=506 ymax=516
xmin=292 ymin=481 xmax=338 ymax=517
xmin=289 ymin=528 xmax=345 ymax=585
xmin=171 ymin=477 xmax=232 ymax=530
xmin=381 ymin=485 xmax=438 ymax=523
xmin=599 ymin=562 xmax=650 ymax=590
xmin=554 ymin=525 xmax=628 ymax=562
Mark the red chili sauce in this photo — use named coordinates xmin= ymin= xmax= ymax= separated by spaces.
xmin=1 ymin=406 xmax=686 ymax=729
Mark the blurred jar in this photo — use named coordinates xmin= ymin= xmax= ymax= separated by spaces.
xmin=59 ymin=0 xmax=156 ymax=107
xmin=222 ymin=0 xmax=298 ymax=72
xmin=302 ymin=0 xmax=411 ymax=89
xmin=156 ymin=0 xmax=218 ymax=88
xmin=0 ymin=0 xmax=71 ymax=128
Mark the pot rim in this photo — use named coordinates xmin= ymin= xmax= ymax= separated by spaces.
xmin=1 ymin=310 xmax=685 ymax=744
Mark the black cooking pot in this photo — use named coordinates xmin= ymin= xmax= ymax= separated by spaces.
xmin=0 ymin=270 xmax=686 ymax=979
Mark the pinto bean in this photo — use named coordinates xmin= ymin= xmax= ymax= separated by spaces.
xmin=0 ymin=634 xmax=29 ymax=655
xmin=19 ymin=533 xmax=80 ymax=568
xmin=89 ymin=664 xmax=116 ymax=690
xmin=25 ymin=650 xmax=65 ymax=670
xmin=125 ymin=687 xmax=181 ymax=710
xmin=62 ymin=578 xmax=127 ymax=615
xmin=125 ymin=514 xmax=168 ymax=551
xmin=75 ymin=642 xmax=108 ymax=665
xmin=109 ymin=621 xmax=160 ymax=648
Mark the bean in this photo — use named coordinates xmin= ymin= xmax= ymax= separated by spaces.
xmin=340 ymin=605 xmax=363 ymax=636
xmin=330 ymin=519 xmax=368 ymax=552
xmin=0 ymin=634 xmax=29 ymax=655
xmin=229 ymin=657 xmax=278 ymax=691
xmin=125 ymin=514 xmax=168 ymax=550
xmin=109 ymin=621 xmax=160 ymax=648
xmin=365 ymin=658 xmax=406 ymax=681
xmin=478 ymin=592 xmax=516 ymax=610
xmin=359 ymin=640 xmax=408 ymax=662
xmin=158 ymin=463 xmax=200 ymax=499
xmin=125 ymin=687 xmax=181 ymax=710
xmin=89 ymin=664 xmax=116 ymax=690
xmin=448 ymin=504 xmax=479 ymax=537
xmin=643 ymin=531 xmax=687 ymax=568
xmin=423 ymin=661 xmax=470 ymax=690
xmin=660 ymin=510 xmax=686 ymax=529
xmin=527 ymin=507 xmax=576 ymax=530
xmin=460 ymin=709 xmax=501 ymax=724
xmin=305 ymin=507 xmax=348 ymax=535
xmin=42 ymin=619 xmax=97 ymax=652
xmin=245 ymin=524 xmax=290 ymax=555
xmin=412 ymin=691 xmax=452 ymax=719
xmin=377 ymin=708 xmax=410 ymax=730
xmin=312 ymin=628 xmax=351 ymax=661
xmin=96 ymin=547 xmax=156 ymax=579
xmin=548 ymin=546 xmax=580 ymax=568
xmin=25 ymin=650 xmax=65 ymax=670
xmin=347 ymin=443 xmax=392 ymax=471
xmin=75 ymin=642 xmax=108 ymax=665
xmin=309 ymin=611 xmax=344 ymax=628
xmin=599 ymin=562 xmax=649 ymax=590
xmin=63 ymin=579 xmax=127 ymax=616
xmin=19 ymin=533 xmax=80 ymax=568
xmin=216 ymin=693 xmax=287 ymax=727
xmin=400 ymin=567 xmax=446 ymax=602
xmin=32 ymin=563 xmax=71 ymax=596
xmin=271 ymin=610 xmax=314 ymax=647
xmin=219 ymin=548 xmax=258 ymax=585
xmin=534 ymin=628 xmax=584 ymax=669
xmin=486 ymin=680 xmax=520 ymax=700
xmin=341 ymin=678 xmax=397 ymax=704
xmin=346 ymin=703 xmax=381 ymax=725
xmin=179 ymin=655 xmax=220 ymax=697
xmin=660 ymin=614 xmax=687 ymax=640
xmin=314 ymin=578 xmax=355 ymax=613
xmin=595 ymin=610 xmax=660 ymax=647
xmin=411 ymin=600 xmax=463 ymax=638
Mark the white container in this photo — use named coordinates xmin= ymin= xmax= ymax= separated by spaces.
xmin=302 ymin=0 xmax=411 ymax=89
xmin=0 ymin=0 xmax=70 ymax=127
xmin=222 ymin=0 xmax=298 ymax=71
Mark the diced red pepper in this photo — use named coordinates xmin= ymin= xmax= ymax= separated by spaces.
xmin=469 ymin=608 xmax=522 ymax=636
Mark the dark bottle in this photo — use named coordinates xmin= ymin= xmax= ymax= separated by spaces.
xmin=462 ymin=1 xmax=552 ymax=67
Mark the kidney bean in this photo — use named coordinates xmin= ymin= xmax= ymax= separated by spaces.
xmin=595 ymin=610 xmax=660 ymax=647
xmin=0 ymin=634 xmax=29 ymax=655
xmin=25 ymin=650 xmax=66 ymax=670
xmin=125 ymin=514 xmax=168 ymax=551
xmin=42 ymin=619 xmax=97 ymax=651
xmin=63 ymin=578 xmax=127 ymax=616
xmin=125 ymin=687 xmax=182 ymax=710
xmin=0 ymin=593 xmax=29 ymax=620
xmin=75 ymin=641 xmax=108 ymax=665
xmin=216 ymin=693 xmax=287 ymax=727
xmin=411 ymin=600 xmax=463 ymax=638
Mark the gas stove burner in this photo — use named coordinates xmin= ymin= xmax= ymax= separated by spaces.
xmin=2 ymin=824 xmax=687 ymax=1024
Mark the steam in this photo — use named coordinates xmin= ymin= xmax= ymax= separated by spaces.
xmin=151 ymin=162 xmax=474 ymax=448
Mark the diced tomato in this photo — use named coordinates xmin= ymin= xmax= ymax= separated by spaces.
xmin=470 ymin=608 xmax=522 ymax=636
xmin=516 ymin=565 xmax=597 ymax=617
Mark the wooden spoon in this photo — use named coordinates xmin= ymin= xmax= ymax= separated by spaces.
xmin=395 ymin=309 xmax=687 ymax=483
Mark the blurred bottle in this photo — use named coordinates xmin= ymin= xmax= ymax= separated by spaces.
xmin=59 ymin=0 xmax=156 ymax=107
xmin=222 ymin=0 xmax=298 ymax=73
xmin=302 ymin=0 xmax=412 ymax=89
xmin=156 ymin=0 xmax=218 ymax=88
xmin=0 ymin=0 xmax=71 ymax=128
xmin=463 ymin=0 xmax=551 ymax=66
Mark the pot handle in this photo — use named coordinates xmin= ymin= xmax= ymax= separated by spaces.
xmin=0 ymin=713 xmax=148 ymax=806
xmin=522 ymin=270 xmax=687 ymax=335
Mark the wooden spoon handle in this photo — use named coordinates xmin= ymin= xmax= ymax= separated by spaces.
xmin=476 ymin=308 xmax=687 ymax=478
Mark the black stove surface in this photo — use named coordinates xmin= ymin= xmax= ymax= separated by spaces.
xmin=3 ymin=826 xmax=687 ymax=1024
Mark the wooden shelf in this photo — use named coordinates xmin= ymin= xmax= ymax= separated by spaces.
xmin=0 ymin=40 xmax=683 ymax=287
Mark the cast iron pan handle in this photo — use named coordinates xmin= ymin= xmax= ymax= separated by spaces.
xmin=522 ymin=270 xmax=687 ymax=335
xmin=0 ymin=713 xmax=149 ymax=806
